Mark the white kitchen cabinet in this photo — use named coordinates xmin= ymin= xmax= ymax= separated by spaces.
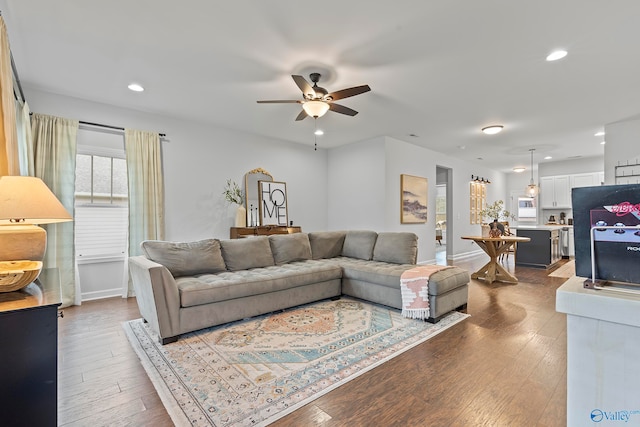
xmin=570 ymin=172 xmax=603 ymax=188
xmin=540 ymin=175 xmax=571 ymax=208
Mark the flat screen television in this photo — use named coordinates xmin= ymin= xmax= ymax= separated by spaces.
xmin=573 ymin=184 xmax=640 ymax=284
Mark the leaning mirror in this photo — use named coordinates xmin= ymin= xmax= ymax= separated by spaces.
xmin=244 ymin=168 xmax=273 ymax=226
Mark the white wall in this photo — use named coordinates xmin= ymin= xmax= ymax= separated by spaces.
xmin=327 ymin=136 xmax=507 ymax=263
xmin=539 ymin=156 xmax=603 ymax=177
xmin=605 ymin=114 xmax=640 ymax=185
xmin=26 ymin=87 xmax=513 ymax=264
xmin=25 ymin=87 xmax=329 ymax=241
xmin=326 ymin=137 xmax=386 ymax=231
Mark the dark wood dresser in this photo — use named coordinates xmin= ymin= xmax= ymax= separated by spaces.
xmin=0 ymin=269 xmax=61 ymax=426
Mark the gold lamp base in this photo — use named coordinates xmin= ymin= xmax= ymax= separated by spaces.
xmin=0 ymin=260 xmax=43 ymax=292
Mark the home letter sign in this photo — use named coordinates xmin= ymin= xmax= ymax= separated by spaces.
xmin=258 ymin=181 xmax=288 ymax=226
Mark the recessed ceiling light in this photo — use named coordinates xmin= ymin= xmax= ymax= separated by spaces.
xmin=600 ymin=141 xmax=606 ymax=145
xmin=314 ymin=129 xmax=324 ymax=136
xmin=546 ymin=50 xmax=568 ymax=61
xmin=544 ymin=156 xmax=553 ymax=160
xmin=594 ymin=131 xmax=605 ymax=137
xmin=513 ymin=167 xmax=526 ymax=173
xmin=127 ymin=83 xmax=144 ymax=92
xmin=481 ymin=125 xmax=504 ymax=135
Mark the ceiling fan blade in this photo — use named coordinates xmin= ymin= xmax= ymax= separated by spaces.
xmin=327 ymin=85 xmax=371 ymax=101
xmin=257 ymin=100 xmax=302 ymax=104
xmin=292 ymin=75 xmax=316 ymax=98
xmin=329 ymin=103 xmax=358 ymax=116
xmin=295 ymin=110 xmax=308 ymax=121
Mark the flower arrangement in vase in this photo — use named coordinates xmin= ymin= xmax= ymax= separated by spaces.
xmin=223 ymin=179 xmax=246 ymax=227
xmin=479 ymin=200 xmax=515 ymax=237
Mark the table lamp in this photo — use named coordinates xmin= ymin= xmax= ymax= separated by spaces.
xmin=0 ymin=176 xmax=72 ymax=292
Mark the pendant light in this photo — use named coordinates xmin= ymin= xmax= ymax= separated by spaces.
xmin=525 ymin=149 xmax=539 ymax=197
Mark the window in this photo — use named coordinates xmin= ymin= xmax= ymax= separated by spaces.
xmin=75 ymin=154 xmax=127 ymax=205
xmin=74 ymin=129 xmax=128 ymax=260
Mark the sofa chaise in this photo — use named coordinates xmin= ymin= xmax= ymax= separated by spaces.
xmin=129 ymin=230 xmax=470 ymax=344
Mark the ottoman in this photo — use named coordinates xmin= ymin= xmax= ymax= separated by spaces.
xmin=425 ymin=266 xmax=470 ymax=322
xmin=400 ymin=265 xmax=470 ymax=323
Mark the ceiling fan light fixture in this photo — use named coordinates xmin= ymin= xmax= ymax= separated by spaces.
xmin=302 ymin=100 xmax=330 ymax=118
xmin=481 ymin=125 xmax=504 ymax=135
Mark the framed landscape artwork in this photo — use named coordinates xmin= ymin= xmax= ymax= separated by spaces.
xmin=258 ymin=180 xmax=288 ymax=226
xmin=400 ymin=174 xmax=428 ymax=223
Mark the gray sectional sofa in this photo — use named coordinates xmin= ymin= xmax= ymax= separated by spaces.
xmin=129 ymin=230 xmax=469 ymax=344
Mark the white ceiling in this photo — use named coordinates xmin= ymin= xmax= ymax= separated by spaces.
xmin=3 ymin=0 xmax=639 ymax=172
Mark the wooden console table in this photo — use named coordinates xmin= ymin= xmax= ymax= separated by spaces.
xmin=230 ymin=226 xmax=302 ymax=239
xmin=0 ymin=269 xmax=61 ymax=426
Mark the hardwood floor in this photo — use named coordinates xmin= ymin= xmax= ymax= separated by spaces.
xmin=57 ymin=255 xmax=569 ymax=426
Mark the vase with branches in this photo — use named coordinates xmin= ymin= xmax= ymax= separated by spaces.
xmin=480 ymin=200 xmax=514 ymax=223
xmin=223 ymin=179 xmax=246 ymax=227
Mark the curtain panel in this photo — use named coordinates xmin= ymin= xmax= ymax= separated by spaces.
xmin=31 ymin=113 xmax=79 ymax=307
xmin=125 ymin=128 xmax=165 ymax=296
xmin=0 ymin=17 xmax=19 ymax=176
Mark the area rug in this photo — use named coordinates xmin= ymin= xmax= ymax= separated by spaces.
xmin=123 ymin=297 xmax=469 ymax=427
xmin=549 ymin=259 xmax=575 ymax=278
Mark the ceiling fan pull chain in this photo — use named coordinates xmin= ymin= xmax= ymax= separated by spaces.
xmin=314 ymin=119 xmax=318 ymax=151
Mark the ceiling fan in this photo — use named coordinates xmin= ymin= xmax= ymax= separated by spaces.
xmin=257 ymin=73 xmax=371 ymax=121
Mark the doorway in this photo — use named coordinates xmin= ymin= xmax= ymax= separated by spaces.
xmin=436 ymin=166 xmax=452 ymax=265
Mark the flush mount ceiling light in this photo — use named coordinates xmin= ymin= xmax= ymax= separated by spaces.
xmin=594 ymin=131 xmax=605 ymax=137
xmin=513 ymin=167 xmax=526 ymax=173
xmin=314 ymin=129 xmax=324 ymax=136
xmin=601 ymin=141 xmax=606 ymax=145
xmin=525 ymin=149 xmax=539 ymax=197
xmin=546 ymin=50 xmax=568 ymax=61
xmin=127 ymin=83 xmax=144 ymax=92
xmin=302 ymin=100 xmax=330 ymax=118
xmin=481 ymin=125 xmax=504 ymax=135
xmin=544 ymin=156 xmax=553 ymax=160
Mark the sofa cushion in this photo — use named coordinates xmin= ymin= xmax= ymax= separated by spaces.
xmin=219 ymin=236 xmax=275 ymax=271
xmin=175 ymin=260 xmax=343 ymax=307
xmin=269 ymin=233 xmax=312 ymax=265
xmin=140 ymin=239 xmax=226 ymax=278
xmin=308 ymin=231 xmax=346 ymax=259
xmin=373 ymin=232 xmax=418 ymax=264
xmin=325 ymin=256 xmax=415 ymax=288
xmin=341 ymin=230 xmax=378 ymax=260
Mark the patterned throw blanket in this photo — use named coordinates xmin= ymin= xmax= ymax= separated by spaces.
xmin=400 ymin=265 xmax=453 ymax=320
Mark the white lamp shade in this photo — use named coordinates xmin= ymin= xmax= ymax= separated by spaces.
xmin=0 ymin=176 xmax=72 ymax=225
xmin=302 ymin=100 xmax=330 ymax=118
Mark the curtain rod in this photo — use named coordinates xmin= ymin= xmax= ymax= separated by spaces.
xmin=10 ymin=52 xmax=25 ymax=104
xmin=29 ymin=113 xmax=167 ymax=137
xmin=79 ymin=120 xmax=167 ymax=137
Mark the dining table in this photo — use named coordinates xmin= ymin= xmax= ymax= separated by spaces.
xmin=461 ymin=235 xmax=531 ymax=284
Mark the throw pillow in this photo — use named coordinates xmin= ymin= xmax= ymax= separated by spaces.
xmin=308 ymin=231 xmax=346 ymax=259
xmin=269 ymin=233 xmax=312 ymax=265
xmin=141 ymin=239 xmax=226 ymax=277
xmin=341 ymin=230 xmax=378 ymax=260
xmin=220 ymin=236 xmax=275 ymax=271
xmin=372 ymin=232 xmax=418 ymax=264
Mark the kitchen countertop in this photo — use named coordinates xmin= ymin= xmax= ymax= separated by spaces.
xmin=511 ymin=224 xmax=572 ymax=230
